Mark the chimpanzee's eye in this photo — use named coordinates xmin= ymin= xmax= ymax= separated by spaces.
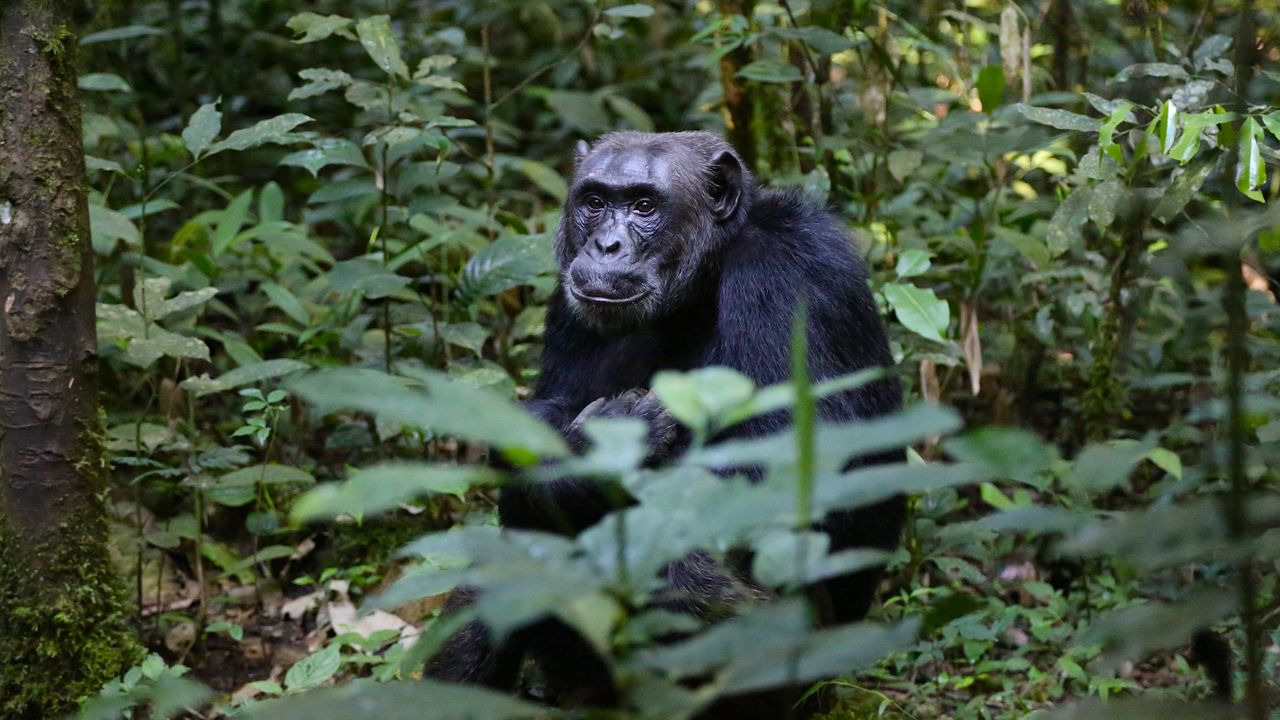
xmin=585 ymin=195 xmax=606 ymax=212
xmin=633 ymin=198 xmax=656 ymax=215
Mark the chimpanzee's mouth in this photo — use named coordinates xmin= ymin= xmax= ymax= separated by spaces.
xmin=569 ymin=286 xmax=651 ymax=306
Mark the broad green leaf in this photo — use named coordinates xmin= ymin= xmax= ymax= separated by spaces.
xmin=1154 ymin=161 xmax=1214 ymax=222
xmin=1146 ymin=447 xmax=1182 ymax=479
xmin=88 ymin=204 xmax=140 ymax=253
xmin=283 ymin=645 xmax=342 ymax=692
xmin=291 ymin=368 xmax=569 ymax=460
xmin=207 ymin=114 xmax=313 ymax=156
xmin=81 ymin=25 xmax=162 ymax=44
xmin=737 ymin=60 xmax=803 ymax=84
xmin=1115 ymin=62 xmax=1189 ymax=82
xmin=652 ymin=367 xmax=756 ymax=434
xmin=882 ymin=283 xmax=949 ymax=344
xmin=212 ymin=190 xmax=254 ymax=256
xmin=1098 ymin=101 xmax=1133 ymax=163
xmin=247 ymin=678 xmax=546 ymax=719
xmin=1261 ymin=111 xmax=1280 ymax=144
xmin=158 ymin=287 xmax=218 ymax=320
xmin=993 ymin=227 xmax=1049 ymax=268
xmin=976 ymin=65 xmax=1004 ymax=113
xmin=457 ymin=234 xmax=556 ymax=303
xmin=1071 ymin=437 xmax=1156 ymax=493
xmin=181 ymin=359 xmax=310 ymax=396
xmin=1156 ymin=100 xmax=1178 ymax=154
xmin=515 ymin=160 xmax=568 ymax=202
xmin=285 ymin=12 xmax=354 ymax=43
xmin=1014 ymin=104 xmax=1101 ymax=132
xmin=943 ymin=426 xmax=1057 ymax=485
xmin=182 ymin=101 xmax=222 ymax=159
xmin=262 ymin=282 xmax=309 ymax=325
xmin=887 ymin=149 xmax=923 ymax=182
xmin=438 ymin=323 xmax=486 ymax=357
xmin=1083 ymin=589 xmax=1236 ymax=673
xmin=292 ymin=463 xmax=498 ymax=521
xmin=1236 ymin=116 xmax=1266 ymax=202
xmin=280 ymin=137 xmax=369 ymax=176
xmin=125 ymin=329 xmax=211 ymax=367
xmin=356 ymin=15 xmax=410 ymax=79
xmin=288 ymin=68 xmax=354 ymax=100
xmin=604 ymin=4 xmax=655 ymax=18
xmin=78 ymin=73 xmax=131 ymax=92
xmin=1045 ymin=187 xmax=1091 ymax=255
xmin=894 ymin=249 xmax=932 ymax=278
xmin=768 ymin=26 xmax=853 ymax=55
xmin=216 ymin=464 xmax=315 ymax=488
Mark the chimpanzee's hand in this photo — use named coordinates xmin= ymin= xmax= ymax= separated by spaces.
xmin=567 ymin=389 xmax=679 ymax=464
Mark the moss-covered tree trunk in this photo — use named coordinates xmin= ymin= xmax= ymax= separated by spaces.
xmin=0 ymin=1 xmax=138 ymax=716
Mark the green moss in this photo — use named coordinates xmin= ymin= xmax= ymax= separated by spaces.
xmin=0 ymin=478 xmax=141 ymax=717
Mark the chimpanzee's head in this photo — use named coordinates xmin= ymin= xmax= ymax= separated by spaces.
xmin=555 ymin=131 xmax=752 ymax=333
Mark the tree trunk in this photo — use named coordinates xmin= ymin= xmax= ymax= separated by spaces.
xmin=717 ymin=0 xmax=757 ymax=171
xmin=0 ymin=1 xmax=138 ymax=716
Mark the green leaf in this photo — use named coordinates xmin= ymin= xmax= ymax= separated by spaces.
xmin=291 ymin=368 xmax=569 ymax=460
xmin=976 ymin=65 xmax=1005 ymax=113
xmin=280 ymin=137 xmax=369 ymax=177
xmin=457 ymin=234 xmax=556 ymax=303
xmin=993 ymin=227 xmax=1050 ymax=268
xmin=441 ymin=322 xmax=488 ymax=356
xmin=216 ymin=464 xmax=315 ymax=488
xmin=1115 ymin=62 xmax=1189 ymax=82
xmin=285 ymin=12 xmax=354 ymax=43
xmin=1072 ymin=437 xmax=1155 ymax=493
xmin=1236 ymin=116 xmax=1267 ymax=202
xmin=1261 ymin=111 xmax=1280 ymax=144
xmin=293 ymin=463 xmax=498 ymax=522
xmin=355 ymin=15 xmax=410 ymax=79
xmin=289 ymin=68 xmax=354 ymax=101
xmin=652 ymin=367 xmax=756 ymax=434
xmin=81 ymin=25 xmax=162 ymax=44
xmin=768 ymin=26 xmax=853 ymax=55
xmin=246 ymin=678 xmax=546 ymax=719
xmin=1098 ymin=101 xmax=1133 ymax=163
xmin=284 ymin=645 xmax=342 ymax=692
xmin=1146 ymin=447 xmax=1183 ymax=479
xmin=737 ymin=60 xmax=803 ymax=84
xmin=207 ymin=114 xmax=313 ymax=156
xmin=1154 ymin=162 xmax=1214 ymax=222
xmin=1014 ymin=104 xmax=1101 ymax=132
xmin=262 ymin=282 xmax=309 ymax=326
xmin=1045 ymin=187 xmax=1092 ymax=255
xmin=882 ymin=283 xmax=949 ymax=344
xmin=78 ymin=73 xmax=131 ymax=92
xmin=942 ymin=427 xmax=1058 ymax=485
xmin=125 ymin=329 xmax=211 ymax=367
xmin=180 ymin=359 xmax=310 ymax=397
xmin=88 ymin=204 xmax=140 ymax=253
xmin=603 ymin=4 xmax=655 ymax=18
xmin=887 ymin=149 xmax=923 ymax=182
xmin=212 ymin=189 xmax=254 ymax=256
xmin=182 ymin=101 xmax=222 ymax=159
xmin=515 ymin=160 xmax=568 ymax=202
xmin=894 ymin=249 xmax=932 ymax=278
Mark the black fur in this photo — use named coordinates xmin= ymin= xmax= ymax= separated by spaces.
xmin=431 ymin=131 xmax=904 ymax=715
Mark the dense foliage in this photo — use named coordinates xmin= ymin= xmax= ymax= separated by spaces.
xmin=50 ymin=0 xmax=1280 ymax=718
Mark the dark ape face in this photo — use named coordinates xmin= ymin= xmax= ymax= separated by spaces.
xmin=556 ymin=132 xmax=748 ymax=333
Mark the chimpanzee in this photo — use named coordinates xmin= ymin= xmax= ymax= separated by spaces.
xmin=430 ymin=131 xmax=903 ymax=713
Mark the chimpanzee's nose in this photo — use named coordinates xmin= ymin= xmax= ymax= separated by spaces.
xmin=594 ymin=234 xmax=622 ymax=255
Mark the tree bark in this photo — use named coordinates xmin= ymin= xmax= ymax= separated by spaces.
xmin=0 ymin=1 xmax=138 ymax=716
xmin=717 ymin=0 xmax=757 ymax=171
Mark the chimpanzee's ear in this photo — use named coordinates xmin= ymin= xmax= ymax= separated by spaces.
xmin=575 ymin=139 xmax=591 ymax=161
xmin=708 ymin=149 xmax=745 ymax=223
